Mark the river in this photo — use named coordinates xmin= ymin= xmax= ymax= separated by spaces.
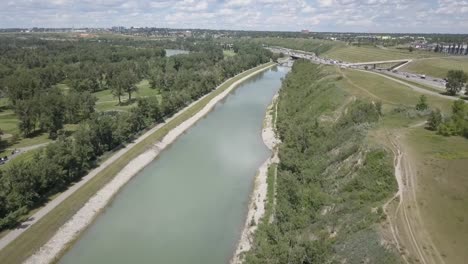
xmin=59 ymin=65 xmax=289 ymax=264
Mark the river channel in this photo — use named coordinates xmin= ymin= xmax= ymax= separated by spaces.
xmin=60 ymin=65 xmax=289 ymax=264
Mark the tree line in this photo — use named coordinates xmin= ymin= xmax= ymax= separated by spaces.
xmin=0 ymin=37 xmax=274 ymax=230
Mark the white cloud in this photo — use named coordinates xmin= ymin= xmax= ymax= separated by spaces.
xmin=0 ymin=0 xmax=466 ymax=33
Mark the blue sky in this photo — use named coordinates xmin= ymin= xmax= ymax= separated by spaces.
xmin=1 ymin=0 xmax=467 ymax=33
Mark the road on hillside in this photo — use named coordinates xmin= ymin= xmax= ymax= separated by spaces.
xmin=273 ymin=46 xmax=466 ymax=97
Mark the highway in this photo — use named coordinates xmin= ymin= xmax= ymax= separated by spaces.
xmin=269 ymin=46 xmax=467 ymax=96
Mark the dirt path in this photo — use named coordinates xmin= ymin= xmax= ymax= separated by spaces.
xmin=0 ymin=63 xmax=276 ymax=257
xmin=383 ymin=130 xmax=445 ymax=264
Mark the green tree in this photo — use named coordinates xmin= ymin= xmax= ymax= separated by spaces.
xmin=445 ymin=70 xmax=467 ymax=96
xmin=40 ymin=89 xmax=65 ymax=138
xmin=121 ymin=70 xmax=138 ymax=101
xmin=15 ymin=99 xmax=39 ymax=136
xmin=427 ymin=109 xmax=442 ymax=131
xmin=415 ymin=95 xmax=428 ymax=111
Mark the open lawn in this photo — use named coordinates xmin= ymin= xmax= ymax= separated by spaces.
xmin=223 ymin=49 xmax=236 ymax=57
xmin=404 ymin=128 xmax=468 ymax=264
xmin=0 ymin=62 xmax=275 ymax=264
xmin=94 ymin=79 xmax=161 ymax=112
xmin=401 ymin=57 xmax=468 ymax=79
xmin=323 ymin=45 xmax=444 ymax=63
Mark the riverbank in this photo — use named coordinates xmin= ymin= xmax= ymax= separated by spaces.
xmin=0 ymin=62 xmax=276 ymax=264
xmin=231 ymin=94 xmax=280 ymax=264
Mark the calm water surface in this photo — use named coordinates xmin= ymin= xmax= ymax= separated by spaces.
xmin=60 ymin=66 xmax=289 ymax=264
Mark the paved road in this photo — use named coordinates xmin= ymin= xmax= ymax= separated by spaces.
xmin=380 ymin=70 xmax=446 ymax=90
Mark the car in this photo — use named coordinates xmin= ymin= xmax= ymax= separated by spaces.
xmin=406 ymin=75 xmax=410 ymax=78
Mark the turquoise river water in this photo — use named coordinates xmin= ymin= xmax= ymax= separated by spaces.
xmin=60 ymin=66 xmax=289 ymax=264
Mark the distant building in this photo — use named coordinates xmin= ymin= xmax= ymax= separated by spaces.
xmin=301 ymin=30 xmax=310 ymax=34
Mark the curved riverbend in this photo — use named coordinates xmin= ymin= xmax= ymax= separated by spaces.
xmin=52 ymin=65 xmax=289 ymax=264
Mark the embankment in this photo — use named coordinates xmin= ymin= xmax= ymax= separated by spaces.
xmin=231 ymin=94 xmax=280 ymax=264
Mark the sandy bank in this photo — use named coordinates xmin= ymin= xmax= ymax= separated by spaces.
xmin=24 ymin=63 xmax=276 ymax=264
xmin=231 ymin=94 xmax=280 ymax=264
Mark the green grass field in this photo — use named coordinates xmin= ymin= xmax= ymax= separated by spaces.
xmin=223 ymin=49 xmax=236 ymax=57
xmin=338 ymin=68 xmax=453 ymax=113
xmin=323 ymin=45 xmax=443 ymax=63
xmin=401 ymin=57 xmax=468 ymax=79
xmin=404 ymin=128 xmax=468 ymax=264
xmin=0 ymin=62 xmax=275 ymax=264
xmin=94 ymin=79 xmax=161 ymax=112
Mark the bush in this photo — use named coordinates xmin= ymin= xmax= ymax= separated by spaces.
xmin=427 ymin=109 xmax=442 ymax=131
xmin=415 ymin=95 xmax=428 ymax=111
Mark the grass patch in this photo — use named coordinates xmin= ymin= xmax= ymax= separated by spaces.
xmin=323 ymin=45 xmax=443 ymax=63
xmin=401 ymin=57 xmax=468 ymax=79
xmin=409 ymin=128 xmax=468 ymax=160
xmin=94 ymin=79 xmax=161 ymax=112
xmin=404 ymin=128 xmax=468 ymax=263
xmin=0 ymin=62 xmax=275 ymax=264
xmin=223 ymin=49 xmax=236 ymax=57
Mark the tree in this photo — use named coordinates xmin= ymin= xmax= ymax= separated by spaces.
xmin=452 ymin=99 xmax=466 ymax=116
xmin=108 ymin=74 xmax=124 ymax=104
xmin=445 ymin=70 xmax=467 ymax=96
xmin=408 ymin=46 xmax=414 ymax=52
xmin=427 ymin=109 xmax=442 ymax=131
xmin=39 ymin=88 xmax=65 ymax=138
xmin=0 ymin=129 xmax=5 ymax=151
xmin=15 ymin=99 xmax=39 ymax=136
xmin=415 ymin=95 xmax=428 ymax=111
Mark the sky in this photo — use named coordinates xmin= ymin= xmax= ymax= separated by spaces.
xmin=1 ymin=0 xmax=468 ymax=33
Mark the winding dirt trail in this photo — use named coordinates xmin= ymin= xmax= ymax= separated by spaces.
xmin=383 ymin=131 xmax=445 ymax=264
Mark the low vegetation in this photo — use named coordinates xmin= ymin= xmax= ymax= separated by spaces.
xmin=429 ymin=99 xmax=468 ymax=138
xmin=322 ymin=45 xmax=442 ymax=63
xmin=244 ymin=61 xmax=400 ymax=263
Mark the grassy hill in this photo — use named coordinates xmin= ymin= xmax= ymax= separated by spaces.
xmin=401 ymin=57 xmax=468 ymax=78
